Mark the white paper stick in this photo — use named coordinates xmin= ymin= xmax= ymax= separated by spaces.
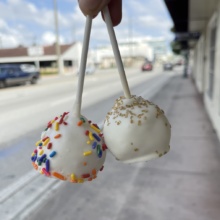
xmin=103 ymin=6 xmax=131 ymax=99
xmin=73 ymin=15 xmax=92 ymax=117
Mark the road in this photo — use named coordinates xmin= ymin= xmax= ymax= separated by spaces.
xmin=0 ymin=67 xmax=176 ymax=219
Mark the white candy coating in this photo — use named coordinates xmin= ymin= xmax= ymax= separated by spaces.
xmin=32 ymin=112 xmax=106 ymax=183
xmin=103 ymin=95 xmax=171 ymax=163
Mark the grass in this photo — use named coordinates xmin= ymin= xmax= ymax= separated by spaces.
xmin=40 ymin=70 xmax=58 ymax=76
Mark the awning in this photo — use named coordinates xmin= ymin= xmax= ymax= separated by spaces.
xmin=164 ymin=0 xmax=189 ymax=33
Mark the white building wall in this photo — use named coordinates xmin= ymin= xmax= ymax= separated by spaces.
xmin=61 ymin=42 xmax=82 ymax=69
xmin=202 ymin=3 xmax=220 ymax=141
xmin=93 ymin=42 xmax=153 ymax=65
xmin=193 ymin=36 xmax=206 ymax=93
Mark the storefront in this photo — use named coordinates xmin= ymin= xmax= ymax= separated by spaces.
xmin=164 ymin=0 xmax=220 ymax=141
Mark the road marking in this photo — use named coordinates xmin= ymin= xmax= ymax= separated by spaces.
xmin=0 ymin=171 xmax=37 ymax=204
xmin=50 ymin=96 xmax=74 ymax=107
xmin=140 ymin=73 xmax=173 ymax=99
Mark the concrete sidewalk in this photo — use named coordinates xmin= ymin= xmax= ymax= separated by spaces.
xmin=143 ymin=75 xmax=220 ymax=220
xmin=30 ymin=75 xmax=220 ymax=220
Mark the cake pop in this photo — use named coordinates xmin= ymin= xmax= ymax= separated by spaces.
xmin=103 ymin=95 xmax=170 ymax=163
xmin=31 ymin=112 xmax=106 ymax=183
xmin=31 ymin=15 xmax=107 ymax=183
xmin=102 ymin=7 xmax=171 ymax=163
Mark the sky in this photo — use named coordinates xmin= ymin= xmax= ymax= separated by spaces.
xmin=0 ymin=0 xmax=174 ymax=49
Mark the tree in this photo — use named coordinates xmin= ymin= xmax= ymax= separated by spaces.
xmin=170 ymin=41 xmax=181 ymax=55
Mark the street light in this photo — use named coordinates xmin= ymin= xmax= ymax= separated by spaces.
xmin=53 ymin=0 xmax=62 ymax=75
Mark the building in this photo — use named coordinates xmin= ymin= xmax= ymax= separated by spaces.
xmin=91 ymin=41 xmax=153 ymax=68
xmin=0 ymin=42 xmax=82 ymax=74
xmin=164 ymin=0 xmax=220 ymax=141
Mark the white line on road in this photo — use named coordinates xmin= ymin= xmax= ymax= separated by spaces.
xmin=50 ymin=96 xmax=74 ymax=107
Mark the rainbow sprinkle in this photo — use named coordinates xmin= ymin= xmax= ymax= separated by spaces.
xmin=47 ymin=142 xmax=52 ymax=149
xmin=46 ymin=159 xmax=50 ymax=172
xmin=90 ymin=124 xmax=101 ymax=133
xmin=82 ymin=173 xmax=90 ymax=178
xmin=52 ymin=172 xmax=66 ymax=181
xmin=92 ymin=169 xmax=96 ymax=175
xmin=77 ymin=121 xmax=83 ymax=126
xmin=55 ymin=122 xmax=59 ymax=131
xmin=35 ymin=140 xmax=41 ymax=146
xmin=83 ymin=151 xmax=92 ymax=156
xmin=43 ymin=138 xmax=50 ymax=146
xmin=39 ymin=150 xmax=44 ymax=156
xmin=92 ymin=133 xmax=101 ymax=142
xmin=54 ymin=134 xmax=61 ymax=139
xmin=89 ymin=132 xmax=94 ymax=141
xmin=49 ymin=151 xmax=56 ymax=157
xmin=39 ymin=154 xmax=46 ymax=162
xmin=92 ymin=142 xmax=97 ymax=149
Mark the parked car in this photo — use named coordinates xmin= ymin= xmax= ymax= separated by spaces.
xmin=141 ymin=62 xmax=153 ymax=71
xmin=163 ymin=63 xmax=173 ymax=71
xmin=0 ymin=64 xmax=40 ymax=88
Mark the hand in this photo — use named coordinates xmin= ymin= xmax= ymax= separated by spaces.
xmin=78 ymin=0 xmax=122 ymax=26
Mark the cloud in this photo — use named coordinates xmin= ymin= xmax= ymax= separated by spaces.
xmin=42 ymin=31 xmax=64 ymax=45
xmin=0 ymin=18 xmax=24 ymax=47
xmin=0 ymin=0 xmax=174 ymax=49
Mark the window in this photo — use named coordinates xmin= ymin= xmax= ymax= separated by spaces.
xmin=208 ymin=21 xmax=217 ymax=99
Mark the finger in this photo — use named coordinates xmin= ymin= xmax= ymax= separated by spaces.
xmin=78 ymin=0 xmax=110 ymax=17
xmin=101 ymin=0 xmax=122 ymax=26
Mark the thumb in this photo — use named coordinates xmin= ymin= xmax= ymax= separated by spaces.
xmin=78 ymin=0 xmax=110 ymax=17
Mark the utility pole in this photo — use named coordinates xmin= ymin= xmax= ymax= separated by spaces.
xmin=0 ymin=36 xmax=2 ymax=49
xmin=53 ymin=0 xmax=62 ymax=75
xmin=129 ymin=16 xmax=133 ymax=60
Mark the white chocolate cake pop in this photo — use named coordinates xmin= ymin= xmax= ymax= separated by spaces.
xmin=31 ymin=112 xmax=107 ymax=183
xmin=103 ymin=95 xmax=171 ymax=163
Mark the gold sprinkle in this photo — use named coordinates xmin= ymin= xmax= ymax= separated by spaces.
xmin=117 ymin=121 xmax=121 ymax=125
xmin=134 ymin=148 xmax=139 ymax=152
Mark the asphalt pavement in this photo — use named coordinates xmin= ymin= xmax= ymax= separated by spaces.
xmin=28 ymin=74 xmax=220 ymax=220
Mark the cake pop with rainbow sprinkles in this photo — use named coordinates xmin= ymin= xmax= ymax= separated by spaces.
xmin=31 ymin=15 xmax=106 ymax=183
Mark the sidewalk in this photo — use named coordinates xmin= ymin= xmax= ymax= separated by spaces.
xmin=143 ymin=74 xmax=220 ymax=220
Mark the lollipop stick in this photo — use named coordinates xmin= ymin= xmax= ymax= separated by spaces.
xmin=74 ymin=15 xmax=92 ymax=117
xmin=103 ymin=6 xmax=131 ymax=99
